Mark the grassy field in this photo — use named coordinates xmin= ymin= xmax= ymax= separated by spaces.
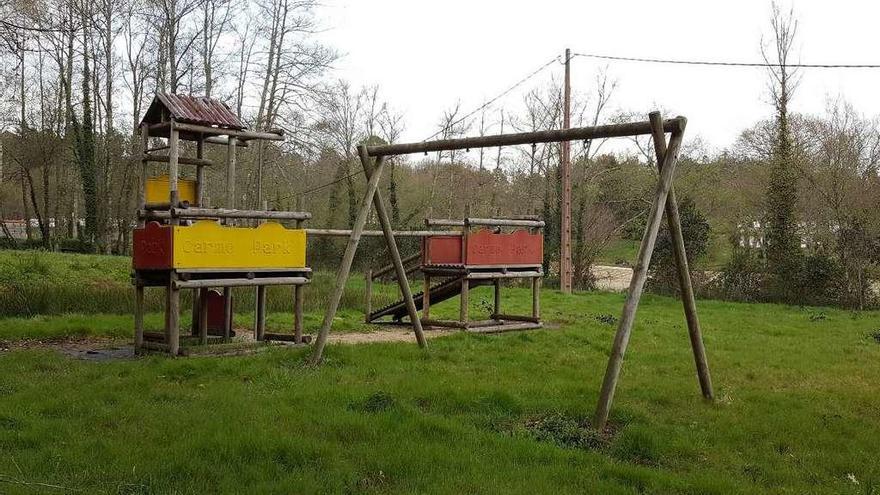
xmin=596 ymin=235 xmax=732 ymax=269
xmin=1 ymin=248 xmax=880 ymax=493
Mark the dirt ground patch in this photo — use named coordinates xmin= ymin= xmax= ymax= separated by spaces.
xmin=1 ymin=327 xmax=459 ymax=360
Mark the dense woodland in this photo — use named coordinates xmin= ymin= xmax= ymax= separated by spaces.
xmin=0 ymin=1 xmax=878 ymax=308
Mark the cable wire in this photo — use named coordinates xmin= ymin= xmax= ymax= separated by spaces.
xmin=423 ymin=55 xmax=561 ymax=142
xmin=273 ymin=53 xmax=562 ymax=205
xmin=573 ymin=52 xmax=880 ymax=69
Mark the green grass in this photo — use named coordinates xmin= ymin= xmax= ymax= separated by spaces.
xmin=2 ymin=288 xmax=880 ymax=493
xmin=597 ymin=234 xmax=732 ymax=269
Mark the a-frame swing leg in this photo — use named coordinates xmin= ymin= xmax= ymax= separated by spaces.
xmin=593 ymin=117 xmax=688 ymax=431
xmin=358 ymin=146 xmax=427 ymax=347
xmin=310 ymin=147 xmax=427 ymax=364
xmin=310 ymin=151 xmax=388 ymax=364
xmin=648 ymin=112 xmax=714 ymax=400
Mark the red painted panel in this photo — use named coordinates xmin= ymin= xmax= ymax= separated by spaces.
xmin=465 ymin=229 xmax=543 ymax=266
xmin=422 ymin=235 xmax=464 ymax=265
xmin=133 ymin=221 xmax=173 ymax=270
xmin=205 ymin=289 xmax=226 ymax=332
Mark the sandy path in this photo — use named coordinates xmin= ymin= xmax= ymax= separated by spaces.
xmin=592 ymin=265 xmax=633 ymax=292
xmin=327 ymin=328 xmax=456 ymax=344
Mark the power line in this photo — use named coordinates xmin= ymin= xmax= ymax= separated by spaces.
xmin=273 ymin=53 xmax=562 ymax=205
xmin=423 ymin=55 xmax=561 ymax=142
xmin=573 ymin=52 xmax=880 ymax=69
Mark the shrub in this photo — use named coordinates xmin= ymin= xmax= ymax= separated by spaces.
xmin=797 ymin=253 xmax=842 ymax=307
xmin=648 ymin=197 xmax=710 ymax=295
xmin=711 ymin=247 xmax=766 ymax=302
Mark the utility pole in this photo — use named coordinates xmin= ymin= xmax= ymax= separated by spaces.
xmin=560 ymin=48 xmax=573 ymax=293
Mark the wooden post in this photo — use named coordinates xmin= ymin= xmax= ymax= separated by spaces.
xmin=255 ymin=285 xmax=266 ymax=341
xmin=191 ymin=138 xmax=206 ymax=333
xmin=357 ymin=145 xmax=427 ymax=347
xmin=223 ymin=287 xmax=233 ymax=341
xmin=560 ymin=47 xmax=573 ymax=293
xmin=493 ymin=278 xmax=501 ymax=317
xmin=532 ymin=277 xmax=541 ymax=319
xmin=460 ymin=278 xmax=469 ymax=326
xmin=309 ymin=151 xmax=389 ymax=364
xmin=423 ymin=274 xmax=431 ymax=320
xmin=226 ymin=136 xmax=237 ymax=214
xmin=168 ymin=122 xmax=179 ymax=219
xmin=648 ymin=111 xmax=714 ymax=400
xmin=195 ymin=138 xmax=205 ymax=207
xmin=138 ymin=126 xmax=148 ymax=228
xmin=364 ymin=269 xmax=373 ymax=323
xmin=134 ymin=283 xmax=144 ymax=352
xmin=198 ymin=287 xmax=209 ymax=345
xmin=594 ymin=119 xmax=687 ymax=431
xmin=167 ymin=271 xmax=180 ymax=356
xmin=191 ymin=289 xmax=200 ymax=336
xmin=294 ymin=284 xmax=304 ymax=344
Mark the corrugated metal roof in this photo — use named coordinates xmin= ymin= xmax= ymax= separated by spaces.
xmin=140 ymin=93 xmax=245 ymax=130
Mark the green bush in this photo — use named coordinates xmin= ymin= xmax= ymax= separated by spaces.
xmin=648 ymin=197 xmax=710 ymax=295
xmin=711 ymin=247 xmax=767 ymax=302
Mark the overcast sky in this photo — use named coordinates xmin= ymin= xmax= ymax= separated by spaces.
xmin=317 ymin=0 xmax=880 ymax=152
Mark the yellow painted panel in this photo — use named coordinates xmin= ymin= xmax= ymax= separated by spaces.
xmin=172 ymin=221 xmax=307 ymax=269
xmin=145 ymin=176 xmax=196 ymax=206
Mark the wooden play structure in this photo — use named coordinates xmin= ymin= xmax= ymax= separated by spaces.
xmin=132 ymin=94 xmax=312 ymax=355
xmin=311 ymin=111 xmax=714 ymax=431
xmin=366 ymin=217 xmax=544 ymax=333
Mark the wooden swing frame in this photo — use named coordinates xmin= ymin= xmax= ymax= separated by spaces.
xmin=309 ymin=111 xmax=714 ymax=430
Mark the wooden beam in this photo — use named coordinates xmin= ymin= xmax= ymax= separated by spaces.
xmin=423 ymin=275 xmax=431 ymax=320
xmin=593 ymin=118 xmax=687 ymax=431
xmin=198 ymin=287 xmax=209 ymax=345
xmin=138 ymin=126 xmax=148 ymax=228
xmin=294 ymin=284 xmax=304 ymax=344
xmin=490 ymin=313 xmax=541 ymax=323
xmin=168 ymin=124 xmax=180 ymax=218
xmin=649 ymin=111 xmax=714 ymax=400
xmin=364 ymin=270 xmax=372 ymax=323
xmin=460 ymin=278 xmax=469 ymax=326
xmin=532 ymin=277 xmax=541 ymax=319
xmin=171 ymin=121 xmax=285 ymax=141
xmin=304 ymin=228 xmax=460 ymax=237
xmin=466 ymin=218 xmax=545 ymax=228
xmin=255 ymin=286 xmax=266 ymax=341
xmin=366 ymin=118 xmax=685 ymax=157
xmin=167 ymin=271 xmax=180 ymax=356
xmin=420 ymin=318 xmax=467 ymax=329
xmin=134 ymin=284 xmax=144 ymax=352
xmin=142 ymin=154 xmax=214 ymax=167
xmin=467 ymin=271 xmax=543 ymax=280
xmin=174 ymin=277 xmax=309 ymax=289
xmin=195 ymin=139 xmax=205 ymax=206
xmin=170 ymin=207 xmax=310 ymax=220
xmin=372 ymin=252 xmax=421 ymax=279
xmin=223 ymin=287 xmax=233 ymax=341
xmin=466 ymin=322 xmax=543 ymax=334
xmin=226 ymin=137 xmax=237 ymax=212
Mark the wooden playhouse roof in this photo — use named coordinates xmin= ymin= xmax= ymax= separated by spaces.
xmin=140 ymin=93 xmax=245 ymax=131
